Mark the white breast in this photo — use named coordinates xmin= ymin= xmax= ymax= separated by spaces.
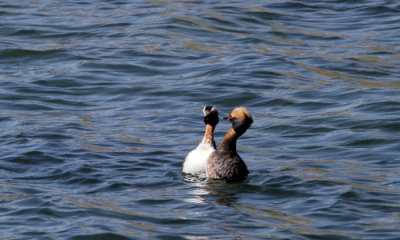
xmin=183 ymin=143 xmax=215 ymax=174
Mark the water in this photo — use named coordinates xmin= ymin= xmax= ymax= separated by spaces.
xmin=1 ymin=0 xmax=400 ymax=239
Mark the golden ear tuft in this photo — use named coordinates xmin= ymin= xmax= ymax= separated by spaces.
xmin=230 ymin=107 xmax=252 ymax=120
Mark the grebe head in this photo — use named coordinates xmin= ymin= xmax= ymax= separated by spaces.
xmin=203 ymin=106 xmax=219 ymax=126
xmin=227 ymin=107 xmax=253 ymax=136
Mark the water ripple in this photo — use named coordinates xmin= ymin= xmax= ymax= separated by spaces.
xmin=1 ymin=0 xmax=400 ymax=239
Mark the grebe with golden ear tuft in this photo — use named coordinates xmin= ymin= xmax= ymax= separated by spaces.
xmin=206 ymin=107 xmax=252 ymax=182
xmin=183 ymin=106 xmax=219 ymax=174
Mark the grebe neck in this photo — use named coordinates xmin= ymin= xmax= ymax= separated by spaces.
xmin=201 ymin=124 xmax=216 ymax=147
xmin=218 ymin=128 xmax=238 ymax=153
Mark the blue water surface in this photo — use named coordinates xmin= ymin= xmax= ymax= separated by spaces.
xmin=1 ymin=1 xmax=400 ymax=239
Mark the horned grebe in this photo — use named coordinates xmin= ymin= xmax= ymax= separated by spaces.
xmin=183 ymin=106 xmax=219 ymax=174
xmin=206 ymin=107 xmax=252 ymax=182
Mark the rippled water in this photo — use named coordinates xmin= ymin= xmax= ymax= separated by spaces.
xmin=1 ymin=0 xmax=400 ymax=239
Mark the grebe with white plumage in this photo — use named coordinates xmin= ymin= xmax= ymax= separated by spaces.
xmin=183 ymin=106 xmax=219 ymax=174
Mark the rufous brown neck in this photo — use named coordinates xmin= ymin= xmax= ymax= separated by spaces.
xmin=201 ymin=124 xmax=216 ymax=148
xmin=218 ymin=128 xmax=238 ymax=153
